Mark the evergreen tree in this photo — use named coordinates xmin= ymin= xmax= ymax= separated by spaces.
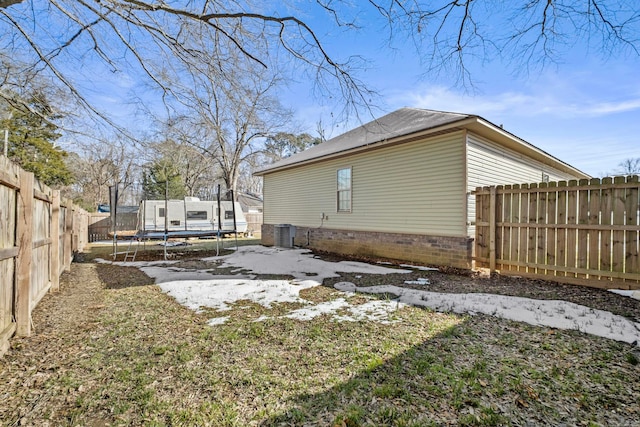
xmin=264 ymin=132 xmax=321 ymax=162
xmin=1 ymin=93 xmax=73 ymax=186
xmin=142 ymin=161 xmax=186 ymax=200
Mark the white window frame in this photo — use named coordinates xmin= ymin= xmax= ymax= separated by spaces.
xmin=337 ymin=167 xmax=352 ymax=212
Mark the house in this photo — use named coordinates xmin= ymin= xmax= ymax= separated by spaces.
xmin=254 ymin=108 xmax=590 ymax=268
xmin=237 ymin=192 xmax=264 ymax=214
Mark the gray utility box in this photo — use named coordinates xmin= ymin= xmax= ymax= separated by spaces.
xmin=274 ymin=224 xmax=296 ymax=248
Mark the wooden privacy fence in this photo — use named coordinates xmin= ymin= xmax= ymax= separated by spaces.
xmin=0 ymin=155 xmax=89 ymax=356
xmin=245 ymin=212 xmax=263 ymax=237
xmin=88 ymin=212 xmax=138 ymax=242
xmin=475 ymin=176 xmax=640 ymax=290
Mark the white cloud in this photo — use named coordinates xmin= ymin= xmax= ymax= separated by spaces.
xmin=394 ymin=83 xmax=640 ymax=120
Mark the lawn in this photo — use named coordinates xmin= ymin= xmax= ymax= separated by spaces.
xmin=1 ymin=241 xmax=639 ymax=426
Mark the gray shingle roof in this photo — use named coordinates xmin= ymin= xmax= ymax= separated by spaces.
xmin=256 ymin=108 xmax=471 ymax=174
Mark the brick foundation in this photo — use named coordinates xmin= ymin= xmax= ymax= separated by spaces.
xmin=261 ymin=224 xmax=473 ymax=269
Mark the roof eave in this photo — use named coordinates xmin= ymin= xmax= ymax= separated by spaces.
xmin=255 ymin=115 xmax=590 ymax=180
xmin=254 ymin=116 xmax=478 ymax=176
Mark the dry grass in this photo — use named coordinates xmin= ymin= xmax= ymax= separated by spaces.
xmin=1 ymin=245 xmax=639 ymax=426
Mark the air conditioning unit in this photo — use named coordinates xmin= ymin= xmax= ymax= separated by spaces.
xmin=274 ymin=224 xmax=296 ymax=248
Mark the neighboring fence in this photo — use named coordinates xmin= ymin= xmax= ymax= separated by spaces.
xmin=88 ymin=212 xmax=138 ymax=242
xmin=475 ymin=176 xmax=640 ymax=290
xmin=88 ymin=211 xmax=260 ymax=241
xmin=0 ymin=155 xmax=89 ymax=357
xmin=245 ymin=212 xmax=263 ymax=237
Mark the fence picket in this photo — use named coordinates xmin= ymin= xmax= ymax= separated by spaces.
xmin=566 ymin=180 xmax=578 ymax=278
xmin=519 ymin=184 xmax=529 ymax=273
xmin=528 ymin=183 xmax=539 ymax=273
xmin=577 ymin=179 xmax=590 ymax=279
xmin=502 ymin=185 xmax=512 ymax=271
xmin=625 ymin=176 xmax=639 ymax=277
xmin=556 ymin=181 xmax=568 ymax=277
xmin=600 ymin=178 xmax=613 ymax=274
xmin=546 ymin=182 xmax=557 ymax=277
xmin=494 ymin=186 xmax=502 ymax=271
xmin=537 ymin=183 xmax=548 ymax=275
xmin=588 ymin=178 xmax=602 ymax=278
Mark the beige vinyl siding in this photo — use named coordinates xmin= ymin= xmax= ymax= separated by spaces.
xmin=466 ymin=132 xmax=582 ymax=235
xmin=264 ymin=131 xmax=468 ymax=236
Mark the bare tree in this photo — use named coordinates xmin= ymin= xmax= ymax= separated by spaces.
xmin=153 ymin=30 xmax=292 ymax=199
xmin=65 ymin=139 xmax=139 ymax=209
xmin=616 ymin=157 xmax=640 ymax=175
xmin=1 ymin=1 xmax=638 ymax=130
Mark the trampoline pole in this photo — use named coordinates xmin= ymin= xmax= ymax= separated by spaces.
xmin=216 ymin=184 xmax=221 ymax=256
xmin=164 ymin=178 xmax=168 ymax=261
xmin=230 ymin=189 xmax=238 ymax=251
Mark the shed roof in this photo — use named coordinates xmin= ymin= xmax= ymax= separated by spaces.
xmin=255 ymin=107 xmax=590 ymax=179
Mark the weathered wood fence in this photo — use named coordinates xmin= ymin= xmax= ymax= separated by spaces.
xmin=245 ymin=212 xmax=263 ymax=237
xmin=0 ymin=156 xmax=89 ymax=356
xmin=475 ymin=176 xmax=640 ymax=290
xmin=88 ymin=212 xmax=138 ymax=242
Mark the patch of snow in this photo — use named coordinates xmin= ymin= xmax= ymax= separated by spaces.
xmin=141 ymin=266 xmax=251 ymax=284
xmin=336 ymin=284 xmax=640 ymax=345
xmin=207 ymin=317 xmax=229 ymax=326
xmin=284 ymin=298 xmax=351 ymax=321
xmin=400 ymin=264 xmax=439 ymax=271
xmin=159 ymin=279 xmax=316 ymax=312
xmin=158 ymin=241 xmax=190 ymax=247
xmin=95 ymin=258 xmax=179 ymax=268
xmin=210 ymin=245 xmax=408 ymax=283
xmin=608 ymin=289 xmax=640 ymax=301
xmin=404 ymin=278 xmax=430 ymax=285
xmin=284 ymin=297 xmax=403 ymax=324
xmin=334 ymin=300 xmax=405 ymax=324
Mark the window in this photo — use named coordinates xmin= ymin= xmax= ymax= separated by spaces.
xmin=187 ymin=210 xmax=207 ymax=220
xmin=225 ymin=211 xmax=234 ymax=220
xmin=337 ymin=167 xmax=352 ymax=212
xmin=158 ymin=207 xmax=165 ymax=218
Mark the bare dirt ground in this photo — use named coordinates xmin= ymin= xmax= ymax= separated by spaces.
xmin=1 ymin=245 xmax=639 ymax=426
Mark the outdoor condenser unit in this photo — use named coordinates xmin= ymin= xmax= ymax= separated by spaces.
xmin=274 ymin=224 xmax=296 ymax=248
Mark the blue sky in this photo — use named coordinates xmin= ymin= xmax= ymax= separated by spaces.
xmin=28 ymin=1 xmax=637 ymax=178
xmin=279 ymin=6 xmax=640 ymax=179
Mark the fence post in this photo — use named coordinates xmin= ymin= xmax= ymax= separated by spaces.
xmin=15 ymin=170 xmax=34 ymax=337
xmin=64 ymin=200 xmax=72 ymax=271
xmin=51 ymin=190 xmax=61 ymax=292
xmin=489 ymin=186 xmax=496 ymax=272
